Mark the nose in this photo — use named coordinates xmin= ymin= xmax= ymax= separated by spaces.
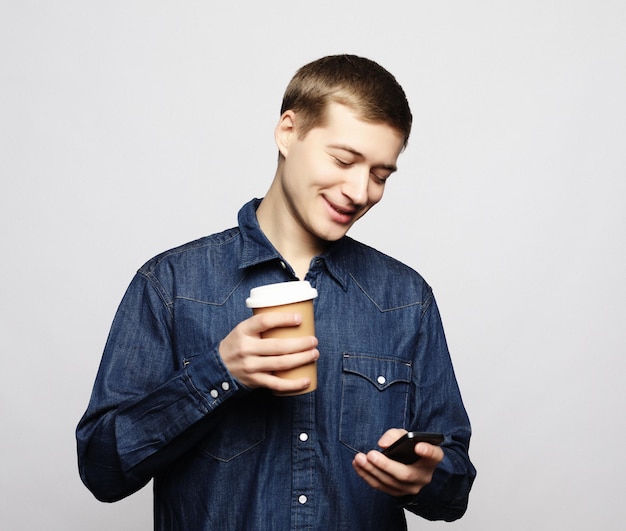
xmin=341 ymin=169 xmax=369 ymax=206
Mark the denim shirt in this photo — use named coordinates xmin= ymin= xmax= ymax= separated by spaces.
xmin=77 ymin=198 xmax=476 ymax=530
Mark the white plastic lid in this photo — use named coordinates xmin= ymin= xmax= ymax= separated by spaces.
xmin=245 ymin=281 xmax=318 ymax=308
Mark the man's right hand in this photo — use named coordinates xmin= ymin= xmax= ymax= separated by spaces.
xmin=218 ymin=312 xmax=319 ymax=393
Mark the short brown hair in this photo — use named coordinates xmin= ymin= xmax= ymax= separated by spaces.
xmin=280 ymin=54 xmax=412 ymax=148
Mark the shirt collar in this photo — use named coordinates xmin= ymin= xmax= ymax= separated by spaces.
xmin=238 ymin=198 xmax=282 ymax=269
xmin=237 ymin=198 xmax=350 ymax=290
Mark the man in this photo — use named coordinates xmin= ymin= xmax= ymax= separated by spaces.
xmin=77 ymin=54 xmax=476 ymax=529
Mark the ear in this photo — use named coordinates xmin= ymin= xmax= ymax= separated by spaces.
xmin=275 ymin=110 xmax=297 ymax=158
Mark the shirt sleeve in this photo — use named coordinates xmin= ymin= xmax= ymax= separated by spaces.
xmin=76 ymin=271 xmax=241 ymax=502
xmin=402 ymin=288 xmax=477 ymax=521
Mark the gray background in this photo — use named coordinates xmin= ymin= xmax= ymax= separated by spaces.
xmin=1 ymin=1 xmax=625 ymax=529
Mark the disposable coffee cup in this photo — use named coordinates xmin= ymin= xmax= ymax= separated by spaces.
xmin=246 ymin=281 xmax=318 ymax=396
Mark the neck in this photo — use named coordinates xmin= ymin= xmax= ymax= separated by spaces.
xmin=256 ymin=177 xmax=327 ymax=279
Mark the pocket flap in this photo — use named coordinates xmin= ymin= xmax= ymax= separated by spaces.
xmin=342 ymin=353 xmax=411 ymax=390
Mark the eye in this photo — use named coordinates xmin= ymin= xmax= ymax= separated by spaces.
xmin=333 ymin=157 xmax=352 ymax=168
xmin=371 ymin=172 xmax=389 ymax=185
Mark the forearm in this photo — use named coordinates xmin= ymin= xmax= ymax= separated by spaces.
xmin=402 ymin=441 xmax=476 ymax=521
xmin=77 ymin=346 xmax=240 ymax=502
xmin=403 ymin=291 xmax=476 ymax=520
xmin=77 ymin=408 xmax=148 ymax=502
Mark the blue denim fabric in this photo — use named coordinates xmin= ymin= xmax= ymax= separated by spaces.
xmin=77 ymin=198 xmax=476 ymax=530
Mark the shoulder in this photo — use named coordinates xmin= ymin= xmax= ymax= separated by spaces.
xmin=132 ymin=226 xmax=245 ymax=305
xmin=339 ymin=238 xmax=433 ymax=310
xmin=138 ymin=227 xmax=241 ymax=276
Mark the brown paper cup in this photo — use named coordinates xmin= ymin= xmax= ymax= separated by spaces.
xmin=246 ymin=281 xmax=318 ymax=396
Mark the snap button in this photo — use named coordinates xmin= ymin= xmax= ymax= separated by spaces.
xmin=221 ymin=382 xmax=230 ymax=391
xmin=298 ymin=495 xmax=308 ymax=504
xmin=210 ymin=389 xmax=219 ymax=399
xmin=377 ymin=376 xmax=386 ymax=385
xmin=299 ymin=433 xmax=309 ymax=442
xmin=280 ymin=261 xmax=287 ymax=269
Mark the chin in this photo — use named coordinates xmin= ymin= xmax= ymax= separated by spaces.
xmin=312 ymin=217 xmax=359 ymax=243
xmin=319 ymin=227 xmax=352 ymax=243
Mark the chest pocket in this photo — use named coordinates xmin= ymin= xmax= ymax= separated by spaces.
xmin=339 ymin=353 xmax=412 ymax=454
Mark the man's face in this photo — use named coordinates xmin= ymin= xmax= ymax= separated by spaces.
xmin=276 ymin=102 xmax=405 ymax=247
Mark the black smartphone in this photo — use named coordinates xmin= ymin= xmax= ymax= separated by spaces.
xmin=382 ymin=432 xmax=444 ymax=464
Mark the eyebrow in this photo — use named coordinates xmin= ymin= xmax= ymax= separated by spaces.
xmin=328 ymin=144 xmax=398 ymax=172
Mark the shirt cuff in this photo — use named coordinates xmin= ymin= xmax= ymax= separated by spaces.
xmin=183 ymin=346 xmax=240 ymax=412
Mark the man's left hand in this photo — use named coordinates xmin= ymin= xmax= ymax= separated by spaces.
xmin=351 ymin=428 xmax=444 ymax=497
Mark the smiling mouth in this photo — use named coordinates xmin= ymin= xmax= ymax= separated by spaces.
xmin=325 ymin=198 xmax=357 ymax=224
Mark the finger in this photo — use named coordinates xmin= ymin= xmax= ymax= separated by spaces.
xmin=269 ymin=373 xmax=314 ymax=393
xmin=255 ymin=336 xmax=319 ymax=357
xmin=234 ymin=349 xmax=316 ymax=390
xmin=355 ymin=449 xmax=438 ymax=497
xmin=248 ymin=372 xmax=314 ymax=394
xmin=352 ymin=452 xmax=409 ymax=497
xmin=377 ymin=428 xmax=408 ymax=449
xmin=246 ymin=312 xmax=303 ymax=334
xmin=414 ymin=442 xmax=445 ymax=464
xmin=250 ymin=349 xmax=319 ymax=374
